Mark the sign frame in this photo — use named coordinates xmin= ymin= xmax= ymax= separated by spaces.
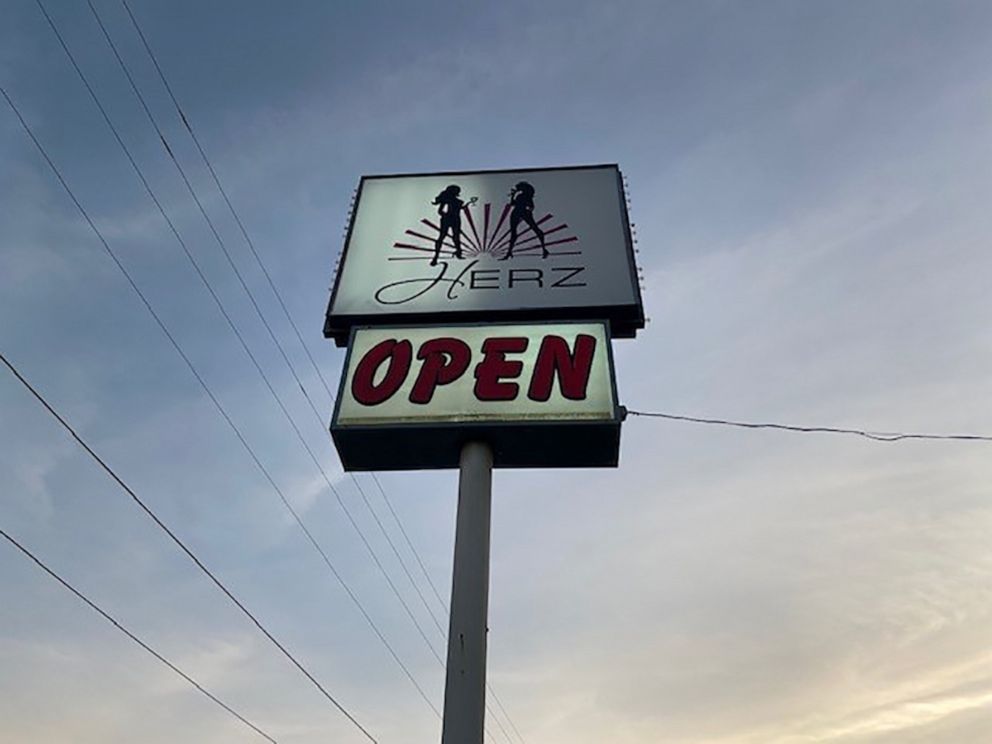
xmin=323 ymin=164 xmax=645 ymax=346
xmin=330 ymin=319 xmax=625 ymax=471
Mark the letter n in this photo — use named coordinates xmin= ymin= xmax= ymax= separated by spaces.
xmin=527 ymin=334 xmax=596 ymax=402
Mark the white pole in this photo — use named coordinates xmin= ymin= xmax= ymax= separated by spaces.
xmin=441 ymin=440 xmax=493 ymax=744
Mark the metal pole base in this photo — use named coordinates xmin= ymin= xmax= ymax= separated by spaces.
xmin=441 ymin=441 xmax=493 ymax=744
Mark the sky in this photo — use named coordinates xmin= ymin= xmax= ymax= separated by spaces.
xmin=1 ymin=0 xmax=991 ymax=742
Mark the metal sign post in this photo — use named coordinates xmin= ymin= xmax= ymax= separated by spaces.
xmin=324 ymin=164 xmax=642 ymax=743
xmin=441 ymin=441 xmax=494 ymax=744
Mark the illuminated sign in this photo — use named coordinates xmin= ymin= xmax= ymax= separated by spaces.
xmin=324 ymin=165 xmax=643 ymax=345
xmin=332 ymin=322 xmax=622 ymax=470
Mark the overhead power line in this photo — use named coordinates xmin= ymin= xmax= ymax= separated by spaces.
xmin=116 ymin=0 xmax=445 ymax=604
xmin=0 ymin=351 xmax=377 ymax=743
xmin=46 ymin=0 xmax=449 ymax=697
xmin=626 ymin=409 xmax=992 ymax=443
xmin=372 ymin=473 xmax=449 ymax=615
xmin=84 ymin=4 xmax=446 ymax=712
xmin=112 ymin=5 xmax=530 ymax=739
xmin=120 ymin=0 xmax=337 ymax=403
xmin=86 ymin=0 xmax=328 ymax=431
xmin=370 ymin=472 xmax=525 ymax=743
xmin=34 ymin=0 xmax=446 ymax=725
xmin=95 ymin=7 xmax=535 ymax=735
xmin=38 ymin=2 xmax=525 ymax=738
xmin=0 ymin=526 xmax=278 ymax=743
xmin=0 ymin=81 xmax=434 ymax=721
xmin=489 ymin=685 xmax=528 ymax=744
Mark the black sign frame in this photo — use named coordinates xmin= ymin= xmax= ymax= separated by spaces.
xmin=330 ymin=320 xmax=624 ymax=471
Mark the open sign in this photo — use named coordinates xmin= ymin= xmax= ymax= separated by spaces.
xmin=332 ymin=322 xmax=621 ymax=470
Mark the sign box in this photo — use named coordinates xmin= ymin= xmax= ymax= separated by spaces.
xmin=331 ymin=321 xmax=622 ymax=470
xmin=324 ymin=165 xmax=644 ymax=346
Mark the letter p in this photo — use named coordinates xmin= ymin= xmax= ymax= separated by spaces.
xmin=409 ymin=337 xmax=472 ymax=404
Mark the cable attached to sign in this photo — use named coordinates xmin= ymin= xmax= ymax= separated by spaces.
xmin=626 ymin=409 xmax=992 ymax=443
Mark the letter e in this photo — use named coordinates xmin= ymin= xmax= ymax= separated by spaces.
xmin=474 ymin=337 xmax=528 ymax=401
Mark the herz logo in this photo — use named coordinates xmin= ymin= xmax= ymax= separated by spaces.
xmin=374 ymin=181 xmax=587 ymax=306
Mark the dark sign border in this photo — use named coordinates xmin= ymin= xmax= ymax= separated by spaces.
xmin=330 ymin=320 xmax=624 ymax=471
xmin=323 ymin=164 xmax=645 ymax=346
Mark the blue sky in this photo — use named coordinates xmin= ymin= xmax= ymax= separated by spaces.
xmin=2 ymin=1 xmax=991 ymax=742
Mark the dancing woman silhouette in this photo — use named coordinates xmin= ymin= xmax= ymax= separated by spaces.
xmin=430 ymin=184 xmax=476 ymax=267
xmin=501 ymin=181 xmax=548 ymax=260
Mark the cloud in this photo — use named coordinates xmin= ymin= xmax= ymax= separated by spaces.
xmin=805 ymin=685 xmax=992 ymax=743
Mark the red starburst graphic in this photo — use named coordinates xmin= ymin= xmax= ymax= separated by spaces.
xmin=389 ymin=202 xmax=580 ymax=262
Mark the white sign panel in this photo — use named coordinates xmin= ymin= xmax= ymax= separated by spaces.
xmin=324 ymin=165 xmax=643 ymax=344
xmin=337 ymin=323 xmax=615 ymax=425
xmin=331 ymin=322 xmax=622 ymax=470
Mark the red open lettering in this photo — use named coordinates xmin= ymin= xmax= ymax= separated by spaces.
xmin=474 ymin=337 xmax=528 ymax=401
xmin=351 ymin=339 xmax=412 ymax=405
xmin=351 ymin=331 xmax=599 ymax=407
xmin=409 ymin=337 xmax=471 ymax=404
xmin=528 ymin=334 xmax=596 ymax=401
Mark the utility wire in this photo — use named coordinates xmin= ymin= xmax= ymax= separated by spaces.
xmin=35 ymin=0 xmax=445 ymax=720
xmin=372 ymin=473 xmax=449 ymax=615
xmin=351 ymin=476 xmax=447 ymax=638
xmin=0 ymin=351 xmax=377 ymax=743
xmin=22 ymin=3 xmax=522 ymax=722
xmin=63 ymin=0 xmax=448 ymax=680
xmin=0 ymin=79 xmax=435 ymax=721
xmin=626 ymin=410 xmax=992 ymax=443
xmin=368 ymin=476 xmax=526 ymax=744
xmin=90 ymin=0 xmax=443 ymax=665
xmin=85 ymin=4 xmax=527 ymax=738
xmin=114 ymin=1 xmax=440 ymax=627
xmin=119 ymin=0 xmax=472 ymax=649
xmin=0 ymin=526 xmax=278 ymax=744
xmin=120 ymin=0 xmax=337 ymax=403
xmin=489 ymin=685 xmax=528 ymax=744
xmin=349 ymin=479 xmax=519 ymax=744
xmin=107 ymin=22 xmax=423 ymax=649
xmin=358 ymin=475 xmax=517 ymax=744
xmin=86 ymin=0 xmax=327 ymax=431
xmin=364 ymin=477 xmax=524 ymax=744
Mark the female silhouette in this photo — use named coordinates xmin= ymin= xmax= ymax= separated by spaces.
xmin=430 ymin=184 xmax=476 ymax=267
xmin=501 ymin=181 xmax=548 ymax=260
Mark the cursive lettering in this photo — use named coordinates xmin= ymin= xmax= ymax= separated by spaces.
xmin=374 ymin=260 xmax=476 ymax=305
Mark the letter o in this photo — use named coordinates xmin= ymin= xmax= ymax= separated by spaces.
xmin=351 ymin=339 xmax=412 ymax=405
